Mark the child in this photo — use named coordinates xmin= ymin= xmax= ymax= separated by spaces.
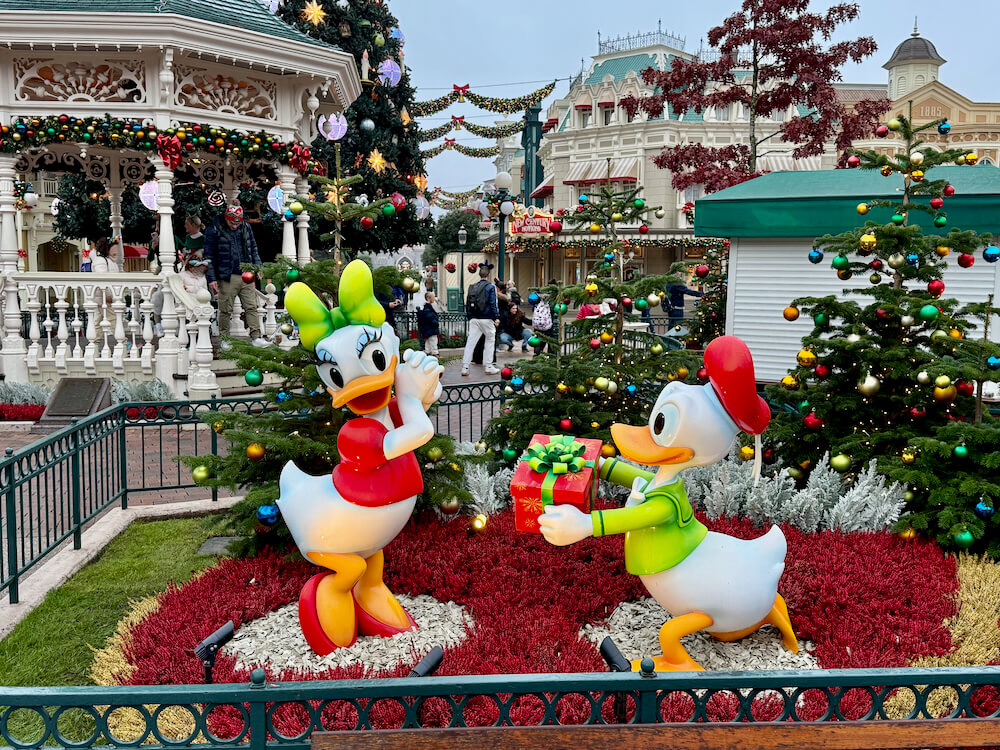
xmin=417 ymin=291 xmax=441 ymax=355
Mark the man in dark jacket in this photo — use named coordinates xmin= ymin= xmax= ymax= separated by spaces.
xmin=416 ymin=291 xmax=441 ymax=355
xmin=666 ymin=283 xmax=704 ymax=328
xmin=461 ymin=263 xmax=500 ymax=376
xmin=204 ymin=205 xmax=265 ymax=347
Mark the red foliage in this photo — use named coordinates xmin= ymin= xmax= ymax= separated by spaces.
xmin=621 ymin=0 xmax=890 ymax=193
xmin=113 ymin=508 xmax=959 ymax=734
xmin=0 ymin=403 xmax=45 ymax=421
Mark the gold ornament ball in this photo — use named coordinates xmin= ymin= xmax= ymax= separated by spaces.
xmin=935 ymin=245 xmax=951 ymax=257
xmin=966 ymin=152 xmax=979 ymax=165
xmin=607 ymin=381 xmax=618 ymax=394
xmin=783 ymin=306 xmax=800 ymax=321
xmin=880 ymin=165 xmax=894 ymax=177
xmin=949 ymin=328 xmax=963 ymax=339
xmin=901 ymin=315 xmax=915 ymax=327
xmin=676 ymin=366 xmax=689 ymax=380
xmin=738 ymin=445 xmax=755 ymax=462
xmin=601 ymin=444 xmax=617 ymax=458
xmin=654 ymin=208 xmax=665 ymax=219
xmin=246 ymin=443 xmax=266 ymax=461
xmin=858 ymin=374 xmax=881 ymax=396
xmin=830 ymin=454 xmax=852 ymax=472
xmin=213 ymin=421 xmax=225 ymax=434
xmin=646 ymin=293 xmax=661 ymax=308
xmin=585 ymin=282 xmax=599 ymax=296
xmin=504 ymin=385 xmax=515 ymax=395
xmin=427 ymin=446 xmax=444 ymax=461
xmin=903 ymin=490 xmax=916 ymax=502
xmin=573 ymin=383 xmax=588 ymax=395
xmin=611 ymin=212 xmax=623 ymax=222
xmin=591 ymin=421 xmax=601 ymax=429
xmin=888 ymin=253 xmax=906 ymax=269
xmin=956 ymin=154 xmax=967 ymax=165
xmin=898 ymin=528 xmax=917 ymax=541
xmin=192 ymin=465 xmax=212 ymax=483
xmin=909 ymin=151 xmax=924 ymax=166
xmin=556 ymin=382 xmax=569 ymax=393
xmin=934 ymin=374 xmax=951 ymax=388
xmin=449 ymin=462 xmax=461 ymax=473
xmin=860 ymin=233 xmax=877 ymax=251
xmin=781 ymin=374 xmax=799 ymax=390
xmin=796 ymin=349 xmax=817 ymax=367
xmin=589 ymin=223 xmax=603 ymax=234
xmin=910 ymin=169 xmax=925 ymax=182
xmin=917 ymin=370 xmax=931 ymax=384
xmin=933 ymin=385 xmax=957 ymax=403
xmin=600 ymin=331 xmax=615 ymax=344
xmin=787 ymin=466 xmax=804 ymax=480
xmin=280 ymin=322 xmax=294 ymax=335
xmin=901 ymin=450 xmax=916 ymax=465
xmin=439 ymin=497 xmax=462 ymax=515
xmin=857 ymin=203 xmax=869 ymax=215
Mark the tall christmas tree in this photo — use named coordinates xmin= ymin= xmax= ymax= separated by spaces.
xmin=483 ymin=183 xmax=700 ymax=461
xmin=685 ymin=240 xmax=730 ymax=348
xmin=765 ymin=109 xmax=1000 ymax=555
xmin=278 ymin=0 xmax=431 ymax=255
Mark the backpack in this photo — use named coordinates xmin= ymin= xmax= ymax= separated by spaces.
xmin=532 ymin=298 xmax=552 ymax=330
xmin=467 ymin=280 xmax=490 ymax=316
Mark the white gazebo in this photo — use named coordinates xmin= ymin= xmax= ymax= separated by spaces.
xmin=0 ymin=0 xmax=361 ymax=397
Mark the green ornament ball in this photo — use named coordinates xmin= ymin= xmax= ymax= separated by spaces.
xmin=288 ymin=201 xmax=304 ymax=216
xmin=953 ymin=444 xmax=969 ymax=459
xmin=830 ymin=454 xmax=852 ymax=472
xmin=919 ymin=304 xmax=939 ymax=322
xmin=887 ymin=118 xmax=902 ymax=131
xmin=634 ymin=199 xmax=645 ymax=209
xmin=954 ymin=529 xmax=975 ymax=549
xmin=831 ymin=254 xmax=850 ymax=271
xmin=427 ymin=446 xmax=444 ymax=462
xmin=382 ymin=203 xmax=396 ymax=217
xmin=573 ymin=383 xmax=588 ymax=395
xmin=502 ymin=448 xmax=518 ymax=462
xmin=891 ymin=213 xmax=905 ymax=225
xmin=814 ymin=312 xmax=829 ymax=326
xmin=903 ymin=490 xmax=915 ymax=502
xmin=192 ymin=465 xmax=212 ymax=483
xmin=933 ymin=215 xmax=947 ymax=228
xmin=285 ymin=268 xmax=300 ymax=283
xmin=635 ymin=298 xmax=649 ymax=311
xmin=244 ymin=369 xmax=264 ymax=387
xmin=528 ymin=335 xmax=541 ymax=347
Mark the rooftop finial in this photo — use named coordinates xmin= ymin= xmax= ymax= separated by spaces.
xmin=912 ymin=17 xmax=919 ymax=37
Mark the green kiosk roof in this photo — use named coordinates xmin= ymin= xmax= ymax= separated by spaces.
xmin=694 ymin=165 xmax=1000 ymax=238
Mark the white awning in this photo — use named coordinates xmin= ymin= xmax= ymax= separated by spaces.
xmin=529 ymin=174 xmax=554 ymax=198
xmin=563 ymin=162 xmax=593 ymax=184
xmin=758 ymin=154 xmax=823 ymax=172
xmin=610 ymin=157 xmax=640 ymax=181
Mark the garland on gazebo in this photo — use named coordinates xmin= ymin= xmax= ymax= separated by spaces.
xmin=0 ymin=114 xmax=323 ymax=176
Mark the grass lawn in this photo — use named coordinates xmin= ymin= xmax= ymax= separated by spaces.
xmin=0 ymin=516 xmax=223 ymax=687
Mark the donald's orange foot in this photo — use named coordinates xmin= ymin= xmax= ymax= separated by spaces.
xmin=299 ymin=553 xmax=368 ymax=655
xmin=353 ymin=549 xmax=416 ymax=636
xmin=631 ymin=611 xmax=713 ymax=673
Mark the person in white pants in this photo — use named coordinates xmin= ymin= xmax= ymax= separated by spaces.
xmin=461 ymin=264 xmax=500 ymax=376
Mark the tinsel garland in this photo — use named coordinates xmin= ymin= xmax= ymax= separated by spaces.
xmin=465 ymin=81 xmax=556 ymax=114
xmin=453 ymin=144 xmax=500 ymax=158
xmin=483 ymin=236 xmax=729 ymax=255
xmin=410 ymin=92 xmax=459 ymax=117
xmin=421 ymin=144 xmax=447 ymax=159
xmin=1 ymin=114 xmax=322 ymax=175
xmin=439 ymin=186 xmax=482 ymax=202
xmin=464 ymin=120 xmax=525 ymax=138
xmin=417 ymin=123 xmax=455 ymax=142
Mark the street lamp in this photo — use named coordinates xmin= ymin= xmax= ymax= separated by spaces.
xmin=457 ymin=224 xmax=467 ymax=312
xmin=494 ymin=170 xmax=514 ymax=283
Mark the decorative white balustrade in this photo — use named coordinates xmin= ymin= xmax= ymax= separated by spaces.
xmin=0 ymin=271 xmax=281 ymax=397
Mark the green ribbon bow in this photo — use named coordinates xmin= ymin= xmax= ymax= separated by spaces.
xmin=522 ymin=436 xmax=595 ymax=506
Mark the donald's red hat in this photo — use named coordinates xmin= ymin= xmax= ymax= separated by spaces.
xmin=703 ymin=336 xmax=770 ymax=435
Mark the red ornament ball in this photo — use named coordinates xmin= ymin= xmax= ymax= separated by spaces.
xmin=876 ymin=125 xmax=889 ymax=138
xmin=589 ymin=338 xmax=601 ymax=350
xmin=909 ymin=407 xmax=927 ymax=419
xmin=958 ymin=253 xmax=975 ymax=268
xmin=956 ymin=380 xmax=975 ymax=396
xmin=500 ymin=367 xmax=513 ymax=380
xmin=548 ymin=220 xmax=562 ymax=234
xmin=556 ymin=208 xmax=564 ymax=216
xmin=575 ymin=205 xmax=585 ymax=213
xmin=875 ymin=308 xmax=888 ymax=320
xmin=943 ymin=185 xmax=955 ymax=197
xmin=930 ymin=197 xmax=944 ymax=209
xmin=870 ymin=259 xmax=884 ymax=271
xmin=927 ymin=279 xmax=946 ymax=297
xmin=360 ymin=216 xmax=375 ymax=230
xmin=814 ymin=364 xmax=831 ymax=379
xmin=803 ymin=412 xmax=824 ymax=430
xmin=241 ymin=271 xmax=255 ymax=284
xmin=696 ymin=367 xmax=708 ymax=381
xmin=847 ymin=155 xmax=861 ymax=168
xmin=559 ymin=418 xmax=573 ymax=431
xmin=638 ymin=224 xmax=650 ymax=235
xmin=694 ymin=264 xmax=710 ymax=278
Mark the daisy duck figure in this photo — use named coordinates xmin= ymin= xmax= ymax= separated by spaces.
xmin=277 ymin=260 xmax=443 ymax=655
xmin=539 ymin=336 xmax=798 ymax=671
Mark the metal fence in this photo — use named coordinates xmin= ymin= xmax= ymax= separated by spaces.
xmin=1 ymin=386 xmax=504 ymax=605
xmin=1 ymin=664 xmax=998 ymax=748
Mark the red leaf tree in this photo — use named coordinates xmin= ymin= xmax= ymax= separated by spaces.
xmin=621 ymin=0 xmax=890 ymax=193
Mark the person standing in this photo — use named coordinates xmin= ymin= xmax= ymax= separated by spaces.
xmin=461 ymin=262 xmax=500 ymax=376
xmin=204 ymin=205 xmax=267 ymax=348
xmin=531 ymin=287 xmax=554 ymax=355
xmin=417 ymin=291 xmax=441 ymax=355
xmin=90 ymin=238 xmax=120 ymax=273
xmin=666 ymin=283 xmax=704 ymax=328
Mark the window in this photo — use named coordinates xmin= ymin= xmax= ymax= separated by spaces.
xmin=897 ymin=76 xmax=907 ymax=97
xmin=602 ymin=107 xmax=614 ymax=126
xmin=625 ymin=108 xmax=635 ymax=123
xmin=683 ymin=185 xmax=703 ymax=204
xmin=715 ymin=105 xmax=730 ymax=121
xmin=580 ymin=110 xmax=591 ymax=128
xmin=915 ymin=74 xmax=925 ymax=88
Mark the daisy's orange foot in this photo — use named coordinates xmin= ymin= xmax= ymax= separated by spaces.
xmin=353 ymin=585 xmax=416 ymax=636
xmin=299 ymin=573 xmax=358 ymax=655
xmin=630 ymin=654 xmax=705 ymax=673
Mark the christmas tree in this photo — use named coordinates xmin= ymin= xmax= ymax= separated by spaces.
xmin=278 ymin=0 xmax=431 ymax=255
xmin=765 ymin=109 xmax=1000 ymax=555
xmin=685 ymin=240 xmax=730 ymax=348
xmin=483 ymin=183 xmax=700 ymax=461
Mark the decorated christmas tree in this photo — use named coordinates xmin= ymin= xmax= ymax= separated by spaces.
xmin=765 ymin=109 xmax=1000 ymax=554
xmin=685 ymin=240 xmax=730 ymax=348
xmin=483 ymin=183 xmax=700 ymax=461
xmin=278 ymin=0 xmax=432 ymax=255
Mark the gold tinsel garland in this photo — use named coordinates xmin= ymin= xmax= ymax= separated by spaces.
xmin=465 ymin=82 xmax=556 ymax=114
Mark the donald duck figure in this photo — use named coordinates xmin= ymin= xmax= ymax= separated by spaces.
xmin=278 ymin=260 xmax=443 ymax=655
xmin=539 ymin=336 xmax=798 ymax=672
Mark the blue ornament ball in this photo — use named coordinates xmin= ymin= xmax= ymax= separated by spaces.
xmin=974 ymin=500 xmax=994 ymax=520
xmin=578 ymin=194 xmax=588 ymax=204
xmin=527 ymin=292 xmax=541 ymax=306
xmin=510 ymin=376 xmax=524 ymax=391
xmin=906 ymin=253 xmax=920 ymax=266
xmin=604 ymin=253 xmax=615 ymax=262
xmin=256 ymin=504 xmax=280 ymax=526
xmin=984 ymin=245 xmax=1000 ymax=263
xmin=276 ymin=392 xmax=291 ymax=403
xmin=987 ymin=355 xmax=1000 ymax=371
xmin=625 ymin=384 xmax=638 ymax=395
xmin=284 ymin=209 xmax=294 ymax=221
xmin=808 ymin=249 xmax=824 ymax=264
xmin=938 ymin=121 xmax=951 ymax=135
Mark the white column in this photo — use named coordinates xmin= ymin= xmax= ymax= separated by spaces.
xmin=151 ymin=156 xmax=176 ymax=272
xmin=187 ymin=289 xmax=220 ymax=399
xmin=295 ymin=177 xmax=311 ymax=265
xmin=108 ymin=186 xmax=124 ymax=256
xmin=278 ymin=166 xmax=297 ymax=262
xmin=0 ymin=155 xmax=27 ymax=382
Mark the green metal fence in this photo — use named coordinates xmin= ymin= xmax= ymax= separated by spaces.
xmin=1 ymin=664 xmax=998 ymax=748
xmin=1 ymin=384 xmax=504 ymax=605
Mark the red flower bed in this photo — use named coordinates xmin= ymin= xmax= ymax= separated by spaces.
xmin=113 ymin=508 xmax=961 ymax=732
xmin=0 ymin=403 xmax=44 ymax=421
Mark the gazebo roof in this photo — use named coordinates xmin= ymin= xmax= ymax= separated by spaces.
xmin=2 ymin=0 xmax=331 ymax=49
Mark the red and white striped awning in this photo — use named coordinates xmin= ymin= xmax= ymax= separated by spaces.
xmin=529 ymin=174 xmax=554 ymax=198
xmin=563 ymin=161 xmax=593 ymax=184
xmin=609 ymin=157 xmax=640 ymax=182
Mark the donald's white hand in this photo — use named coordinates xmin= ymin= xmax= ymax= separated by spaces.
xmin=538 ymin=504 xmax=593 ymax=546
xmin=625 ymin=477 xmax=647 ymax=508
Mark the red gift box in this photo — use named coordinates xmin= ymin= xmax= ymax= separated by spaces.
xmin=511 ymin=434 xmax=601 ymax=533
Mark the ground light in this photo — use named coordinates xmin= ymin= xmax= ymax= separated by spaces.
xmin=408 ymin=645 xmax=445 ymax=677
xmin=194 ymin=621 xmax=235 ymax=684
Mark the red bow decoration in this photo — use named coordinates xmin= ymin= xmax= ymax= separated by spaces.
xmin=450 ymin=115 xmax=465 ymax=130
xmin=444 ymin=138 xmax=456 ymax=148
xmin=288 ymin=143 xmax=312 ymax=173
xmin=453 ymin=84 xmax=470 ymax=102
xmin=155 ymin=134 xmax=182 ymax=170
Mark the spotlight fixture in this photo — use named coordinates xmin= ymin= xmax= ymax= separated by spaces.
xmin=408 ymin=645 xmax=444 ymax=677
xmin=194 ymin=620 xmax=235 ymax=684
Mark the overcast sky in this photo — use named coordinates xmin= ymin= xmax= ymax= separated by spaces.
xmin=390 ymin=0 xmax=996 ymax=199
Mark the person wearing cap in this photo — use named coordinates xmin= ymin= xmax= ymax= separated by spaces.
xmin=461 ymin=262 xmax=500 ymax=376
xmin=204 ymin=205 xmax=267 ymax=348
xmin=538 ymin=336 xmax=797 ymax=672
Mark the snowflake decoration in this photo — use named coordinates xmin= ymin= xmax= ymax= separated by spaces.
xmin=301 ymin=1 xmax=327 ymax=25
xmin=367 ymin=149 xmax=387 ymax=174
xmin=256 ymin=0 xmax=280 ymax=12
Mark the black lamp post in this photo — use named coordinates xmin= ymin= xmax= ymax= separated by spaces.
xmin=457 ymin=224 xmax=467 ymax=312
xmin=494 ymin=171 xmax=514 ymax=283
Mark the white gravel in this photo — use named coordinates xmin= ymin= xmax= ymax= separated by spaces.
xmin=224 ymin=594 xmax=473 ymax=674
xmin=581 ymin=598 xmax=820 ymax=672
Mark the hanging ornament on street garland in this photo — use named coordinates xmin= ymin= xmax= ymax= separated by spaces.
xmin=378 ymin=59 xmax=402 ymax=87
xmin=207 ymin=189 xmax=226 ymax=208
xmin=317 ymin=113 xmax=348 ymax=141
